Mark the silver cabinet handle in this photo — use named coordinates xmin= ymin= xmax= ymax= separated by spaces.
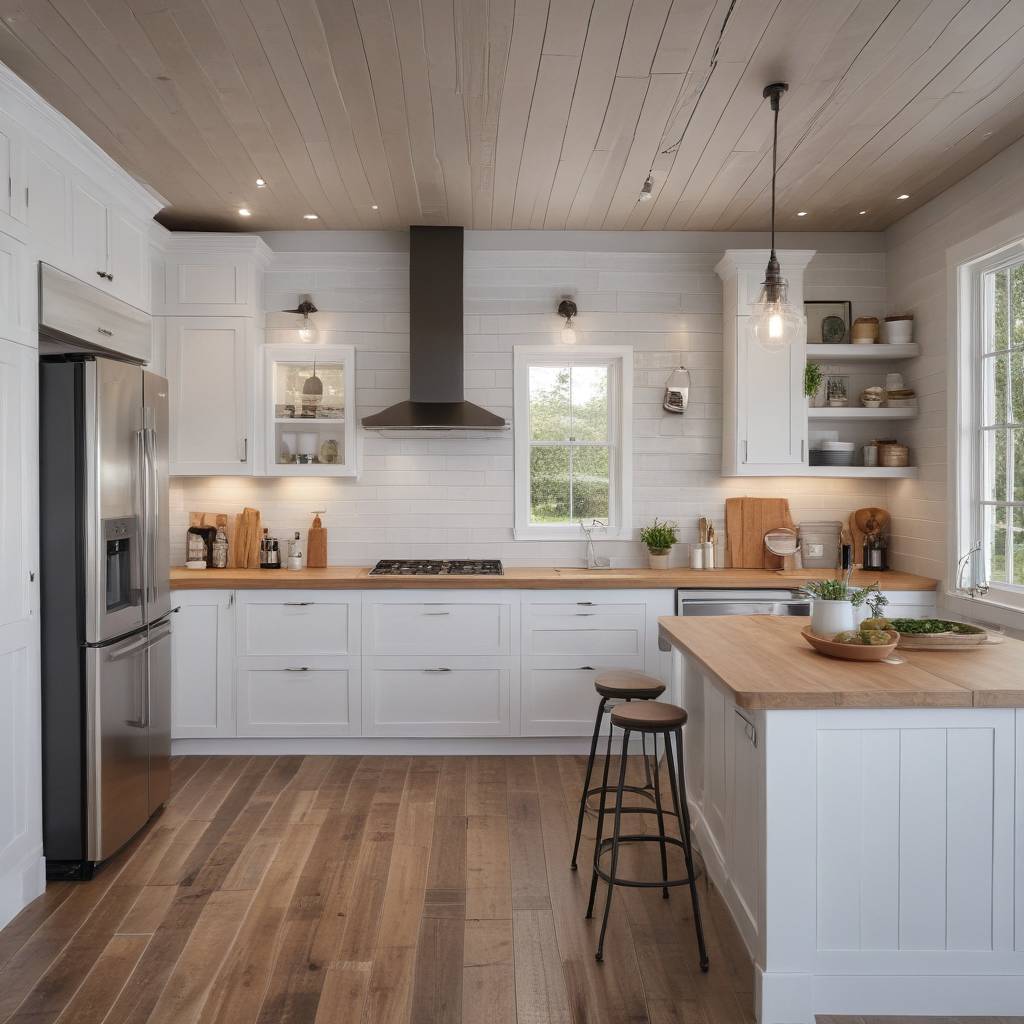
xmin=575 ymin=612 xmax=596 ymax=616
xmin=577 ymin=601 xmax=595 ymax=606
xmin=96 ymin=270 xmax=106 ymax=279
xmin=97 ymin=327 xmax=113 ymax=337
xmin=284 ymin=601 xmax=314 ymax=606
xmin=240 ymin=437 xmax=248 ymax=463
xmin=423 ymin=610 xmax=451 ymax=616
xmin=227 ymin=593 xmax=234 ymax=607
xmin=578 ymin=665 xmax=595 ymax=671
xmin=285 ymin=666 xmax=310 ymax=672
xmin=424 ymin=667 xmax=452 ymax=673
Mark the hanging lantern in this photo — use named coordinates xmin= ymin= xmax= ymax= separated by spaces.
xmin=663 ymin=366 xmax=691 ymax=414
xmin=284 ymin=297 xmax=319 ymax=343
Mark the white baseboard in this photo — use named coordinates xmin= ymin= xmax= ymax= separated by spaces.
xmin=172 ymin=736 xmax=628 ymax=756
xmin=0 ymin=847 xmax=45 ymax=931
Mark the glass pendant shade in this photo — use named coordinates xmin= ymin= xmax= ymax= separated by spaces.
xmin=560 ymin=320 xmax=579 ymax=345
xmin=297 ymin=311 xmax=318 ymax=343
xmin=748 ymin=275 xmax=805 ymax=351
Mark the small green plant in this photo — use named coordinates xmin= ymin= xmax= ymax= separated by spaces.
xmin=803 ymin=361 xmax=824 ymax=399
xmin=801 ymin=578 xmax=880 ymax=608
xmin=866 ymin=590 xmax=889 ymax=619
xmin=639 ymin=518 xmax=679 ymax=553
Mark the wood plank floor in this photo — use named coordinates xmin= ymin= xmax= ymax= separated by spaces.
xmin=0 ymin=755 xmax=1018 ymax=1024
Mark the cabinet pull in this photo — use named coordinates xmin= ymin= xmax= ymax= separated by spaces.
xmin=423 ymin=610 xmax=451 ymax=616
xmin=575 ymin=612 xmax=596 ymax=616
xmin=241 ymin=437 xmax=248 ymax=462
xmin=285 ymin=666 xmax=310 ymax=672
xmin=424 ymin=667 xmax=452 ymax=673
xmin=97 ymin=327 xmax=113 ymax=337
xmin=577 ymin=665 xmax=595 ymax=671
xmin=577 ymin=601 xmax=595 ymax=606
xmin=227 ymin=593 xmax=234 ymax=607
xmin=284 ymin=601 xmax=314 ymax=606
xmin=108 ymin=272 xmax=114 ymax=282
xmin=96 ymin=270 xmax=106 ymax=279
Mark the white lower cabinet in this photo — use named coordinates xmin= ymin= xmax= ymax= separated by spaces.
xmin=236 ymin=664 xmax=359 ymax=737
xmin=236 ymin=591 xmax=359 ymax=657
xmin=171 ymin=591 xmax=235 ymax=738
xmin=521 ymin=659 xmax=637 ymax=737
xmin=363 ymin=657 xmax=515 ymax=737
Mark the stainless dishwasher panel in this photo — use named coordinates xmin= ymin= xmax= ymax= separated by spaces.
xmin=676 ymin=589 xmax=810 ymax=617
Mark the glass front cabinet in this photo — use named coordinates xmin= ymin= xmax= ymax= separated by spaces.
xmin=263 ymin=344 xmax=357 ymax=476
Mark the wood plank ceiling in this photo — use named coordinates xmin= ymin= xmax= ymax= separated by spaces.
xmin=1 ymin=0 xmax=1024 ymax=232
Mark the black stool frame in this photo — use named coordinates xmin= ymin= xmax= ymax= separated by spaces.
xmin=586 ymin=722 xmax=709 ymax=971
xmin=570 ymin=696 xmax=658 ymax=871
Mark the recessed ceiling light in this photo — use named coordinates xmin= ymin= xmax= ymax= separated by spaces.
xmin=371 ymin=204 xmax=379 ymax=211
xmin=897 ymin=193 xmax=910 ymax=200
xmin=255 ymin=177 xmax=267 ymax=188
xmin=859 ymin=209 xmax=868 ymax=215
xmin=238 ymin=207 xmax=251 ymax=217
xmin=303 ymin=213 xmax=319 ymax=220
xmin=796 ymin=210 xmax=808 ymax=217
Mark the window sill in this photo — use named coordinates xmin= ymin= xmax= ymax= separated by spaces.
xmin=942 ymin=588 xmax=1024 ymax=631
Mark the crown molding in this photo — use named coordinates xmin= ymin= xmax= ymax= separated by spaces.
xmin=162 ymin=232 xmax=274 ymax=264
xmin=0 ymin=60 xmax=165 ymax=222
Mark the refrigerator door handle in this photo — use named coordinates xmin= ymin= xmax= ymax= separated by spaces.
xmin=144 ymin=425 xmax=159 ymax=610
xmin=136 ymin=427 xmax=149 ymax=612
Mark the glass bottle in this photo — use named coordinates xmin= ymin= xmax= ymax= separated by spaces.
xmin=211 ymin=527 xmax=228 ymax=569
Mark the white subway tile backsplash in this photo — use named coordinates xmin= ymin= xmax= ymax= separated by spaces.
xmin=172 ymin=240 xmax=890 ymax=567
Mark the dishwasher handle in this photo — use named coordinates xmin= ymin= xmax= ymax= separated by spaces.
xmin=678 ymin=599 xmax=810 ymax=617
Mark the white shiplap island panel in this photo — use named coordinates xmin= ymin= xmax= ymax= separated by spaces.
xmin=663 ymin=620 xmax=1024 ymax=1022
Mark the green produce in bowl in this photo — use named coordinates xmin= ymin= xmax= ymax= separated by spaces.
xmin=859 ymin=629 xmax=893 ymax=646
xmin=861 ymin=617 xmax=892 ymax=631
xmin=832 ymin=630 xmax=866 ymax=645
xmin=890 ymin=618 xmax=955 ymax=635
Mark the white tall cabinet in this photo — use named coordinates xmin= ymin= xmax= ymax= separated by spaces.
xmin=0 ymin=61 xmax=162 ymax=928
xmin=716 ymin=250 xmax=815 ymax=476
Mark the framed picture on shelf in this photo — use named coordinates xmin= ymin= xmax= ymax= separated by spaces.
xmin=805 ymin=300 xmax=852 ymax=344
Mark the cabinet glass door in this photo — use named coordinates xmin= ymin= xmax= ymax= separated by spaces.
xmin=264 ymin=344 xmax=357 ymax=476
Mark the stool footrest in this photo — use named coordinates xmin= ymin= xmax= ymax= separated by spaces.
xmin=593 ymin=834 xmax=702 ymax=889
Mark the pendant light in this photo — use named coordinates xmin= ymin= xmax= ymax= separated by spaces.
xmin=285 ymin=297 xmax=319 ymax=343
xmin=748 ymin=83 xmax=806 ymax=352
xmin=557 ymin=298 xmax=580 ymax=344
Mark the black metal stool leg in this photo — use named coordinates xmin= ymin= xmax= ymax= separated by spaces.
xmin=571 ymin=696 xmax=608 ymax=870
xmin=596 ymin=728 xmax=631 ymax=962
xmin=586 ymin=711 xmax=616 ymax=918
xmin=651 ymin=732 xmax=670 ymax=899
xmin=666 ymin=727 xmax=709 ymax=971
xmin=641 ymin=731 xmax=653 ymax=789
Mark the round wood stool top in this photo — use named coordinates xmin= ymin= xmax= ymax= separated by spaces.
xmin=610 ymin=701 xmax=687 ymax=731
xmin=593 ymin=670 xmax=666 ymax=700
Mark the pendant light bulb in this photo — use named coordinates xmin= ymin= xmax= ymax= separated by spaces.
xmin=749 ymin=83 xmax=806 ymax=352
xmin=285 ymin=298 xmax=319 ymax=343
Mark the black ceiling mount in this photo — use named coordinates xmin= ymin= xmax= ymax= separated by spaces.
xmin=557 ymin=298 xmax=577 ymax=320
xmin=284 ymin=298 xmax=318 ymax=315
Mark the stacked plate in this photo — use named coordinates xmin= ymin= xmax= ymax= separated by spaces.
xmin=809 ymin=440 xmax=856 ymax=466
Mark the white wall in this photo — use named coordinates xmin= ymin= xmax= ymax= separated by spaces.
xmin=170 ymin=230 xmax=891 ymax=568
xmin=886 ymin=135 xmax=1024 ymax=588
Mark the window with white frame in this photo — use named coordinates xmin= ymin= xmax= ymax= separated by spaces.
xmin=513 ymin=347 xmax=632 ymax=539
xmin=959 ymin=241 xmax=1024 ymax=603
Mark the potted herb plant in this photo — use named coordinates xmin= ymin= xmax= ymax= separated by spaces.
xmin=801 ymin=579 xmax=879 ymax=636
xmin=639 ymin=519 xmax=678 ymax=570
xmin=804 ymin=361 xmax=824 ymax=408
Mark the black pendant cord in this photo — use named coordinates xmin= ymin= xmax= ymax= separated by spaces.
xmin=770 ymin=98 xmax=779 ymax=258
xmin=762 ymin=83 xmax=787 ymax=302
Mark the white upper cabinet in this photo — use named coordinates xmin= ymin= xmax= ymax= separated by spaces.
xmin=70 ymin=180 xmax=108 ymax=285
xmin=0 ymin=115 xmax=27 ymax=240
xmin=716 ymin=249 xmax=815 ymax=476
xmin=107 ymin=208 xmax=147 ymax=308
xmin=24 ymin=145 xmax=68 ymax=264
xmin=166 ymin=316 xmax=253 ymax=475
xmin=0 ymin=231 xmax=33 ymax=347
xmin=160 ymin=235 xmax=270 ymax=316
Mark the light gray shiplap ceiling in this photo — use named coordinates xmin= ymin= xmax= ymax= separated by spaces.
xmin=2 ymin=0 xmax=1024 ymax=233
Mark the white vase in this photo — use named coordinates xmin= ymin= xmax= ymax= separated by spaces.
xmin=811 ymin=599 xmax=855 ymax=637
xmin=648 ymin=549 xmax=670 ymax=570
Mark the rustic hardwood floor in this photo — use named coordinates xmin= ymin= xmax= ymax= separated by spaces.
xmin=0 ymin=755 xmax=1017 ymax=1024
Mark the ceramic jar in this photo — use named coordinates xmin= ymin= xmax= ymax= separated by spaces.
xmin=648 ymin=549 xmax=671 ymax=570
xmin=811 ymin=599 xmax=856 ymax=637
xmin=851 ymin=316 xmax=879 ymax=344
xmin=881 ymin=314 xmax=913 ymax=344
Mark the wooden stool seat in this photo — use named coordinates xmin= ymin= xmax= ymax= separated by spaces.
xmin=610 ymin=701 xmax=687 ymax=731
xmin=594 ymin=670 xmax=665 ymax=700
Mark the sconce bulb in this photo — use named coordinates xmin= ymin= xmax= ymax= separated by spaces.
xmin=561 ymin=322 xmax=578 ymax=345
xmin=298 ymin=312 xmax=318 ymax=343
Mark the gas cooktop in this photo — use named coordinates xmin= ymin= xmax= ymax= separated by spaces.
xmin=369 ymin=559 xmax=504 ymax=576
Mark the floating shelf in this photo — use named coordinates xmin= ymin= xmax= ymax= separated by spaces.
xmin=274 ymin=417 xmax=345 ymax=425
xmin=809 ymin=406 xmax=917 ymax=420
xmin=806 ymin=343 xmax=919 ymax=361
xmin=804 ymin=466 xmax=918 ymax=479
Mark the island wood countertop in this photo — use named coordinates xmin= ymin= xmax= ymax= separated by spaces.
xmin=170 ymin=566 xmax=938 ymax=591
xmin=658 ymin=614 xmax=1024 ymax=710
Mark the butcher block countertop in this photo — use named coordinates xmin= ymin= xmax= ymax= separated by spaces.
xmin=170 ymin=566 xmax=938 ymax=591
xmin=659 ymin=614 xmax=1024 ymax=710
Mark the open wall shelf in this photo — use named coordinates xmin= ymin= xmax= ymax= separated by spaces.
xmin=806 ymin=343 xmax=919 ymax=361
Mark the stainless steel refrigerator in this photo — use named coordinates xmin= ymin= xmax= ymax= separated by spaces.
xmin=40 ymin=343 xmax=172 ymax=878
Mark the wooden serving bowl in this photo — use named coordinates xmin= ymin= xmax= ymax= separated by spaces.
xmin=800 ymin=626 xmax=900 ymax=662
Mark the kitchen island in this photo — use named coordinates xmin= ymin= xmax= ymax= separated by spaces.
xmin=658 ymin=614 xmax=1024 ymax=1023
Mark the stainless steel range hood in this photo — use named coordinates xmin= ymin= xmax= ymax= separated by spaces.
xmin=361 ymin=226 xmax=507 ymax=432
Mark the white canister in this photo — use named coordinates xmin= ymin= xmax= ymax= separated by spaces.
xmin=689 ymin=544 xmax=704 ymax=570
xmin=810 ymin=599 xmax=855 ymax=637
xmin=881 ymin=315 xmax=913 ymax=344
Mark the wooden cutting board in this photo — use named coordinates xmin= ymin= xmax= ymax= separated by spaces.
xmin=189 ymin=512 xmax=239 ymax=567
xmin=725 ymin=497 xmax=795 ymax=569
xmin=849 ymin=507 xmax=890 ymax=565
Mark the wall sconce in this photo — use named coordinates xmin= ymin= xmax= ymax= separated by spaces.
xmin=284 ymin=297 xmax=319 ymax=343
xmin=663 ymin=366 xmax=691 ymax=414
xmin=557 ymin=298 xmax=579 ymax=344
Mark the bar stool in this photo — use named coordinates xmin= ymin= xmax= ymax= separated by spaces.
xmin=586 ymin=700 xmax=708 ymax=970
xmin=570 ymin=670 xmax=666 ymax=872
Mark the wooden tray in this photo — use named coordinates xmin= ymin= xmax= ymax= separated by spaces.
xmin=801 ymin=626 xmax=899 ymax=662
xmin=896 ymin=629 xmax=1003 ymax=650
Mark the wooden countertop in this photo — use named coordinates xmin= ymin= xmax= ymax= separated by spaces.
xmin=658 ymin=615 xmax=1024 ymax=710
xmin=170 ymin=566 xmax=938 ymax=591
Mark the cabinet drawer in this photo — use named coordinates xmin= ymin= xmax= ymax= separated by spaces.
xmin=523 ymin=601 xmax=645 ymax=657
xmin=237 ymin=592 xmax=358 ymax=657
xmin=363 ymin=657 xmax=514 ymax=737
xmin=236 ymin=665 xmax=359 ymax=737
xmin=364 ymin=599 xmax=512 ymax=655
xmin=521 ymin=656 xmax=643 ymax=736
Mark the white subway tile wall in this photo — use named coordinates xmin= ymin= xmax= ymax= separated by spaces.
xmin=170 ymin=236 xmax=890 ymax=567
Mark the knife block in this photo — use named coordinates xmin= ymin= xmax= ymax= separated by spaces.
xmin=307 ymin=513 xmax=327 ymax=568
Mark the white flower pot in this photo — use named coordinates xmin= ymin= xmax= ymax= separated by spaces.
xmin=811 ymin=599 xmax=855 ymax=637
xmin=647 ymin=549 xmax=671 ymax=570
